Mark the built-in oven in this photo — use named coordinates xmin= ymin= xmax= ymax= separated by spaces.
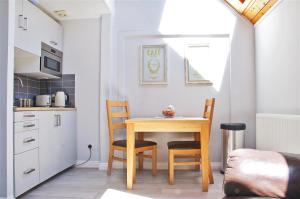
xmin=41 ymin=42 xmax=63 ymax=78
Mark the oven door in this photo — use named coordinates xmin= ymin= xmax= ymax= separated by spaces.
xmin=41 ymin=50 xmax=62 ymax=77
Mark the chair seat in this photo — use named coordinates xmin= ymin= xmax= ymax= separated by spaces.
xmin=167 ymin=141 xmax=201 ymax=150
xmin=113 ymin=140 xmax=157 ymax=148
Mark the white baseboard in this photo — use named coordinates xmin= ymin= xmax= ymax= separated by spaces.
xmin=76 ymin=160 xmax=221 ymax=171
xmin=75 ymin=160 xmax=101 ymax=168
xmin=0 ymin=195 xmax=15 ymax=199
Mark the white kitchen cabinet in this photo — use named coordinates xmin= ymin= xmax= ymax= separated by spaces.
xmin=15 ymin=111 xmax=38 ymax=122
xmin=38 ymin=111 xmax=60 ymax=182
xmin=14 ymin=111 xmax=40 ymax=197
xmin=14 ymin=149 xmax=40 ymax=197
xmin=41 ymin=16 xmax=63 ymax=51
xmin=14 ymin=130 xmax=39 ymax=155
xmin=58 ymin=111 xmax=77 ymax=171
xmin=14 ymin=110 xmax=76 ymax=197
xmin=39 ymin=111 xmax=76 ymax=182
xmin=15 ymin=0 xmax=42 ymax=56
xmin=15 ymin=0 xmax=25 ymax=52
xmin=14 ymin=119 xmax=38 ymax=133
xmin=15 ymin=0 xmax=63 ymax=56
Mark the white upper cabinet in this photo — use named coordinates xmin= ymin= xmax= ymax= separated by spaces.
xmin=15 ymin=0 xmax=41 ymax=56
xmin=40 ymin=10 xmax=63 ymax=51
xmin=15 ymin=0 xmax=63 ymax=56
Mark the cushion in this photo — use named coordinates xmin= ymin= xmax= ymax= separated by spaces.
xmin=167 ymin=141 xmax=200 ymax=149
xmin=113 ymin=140 xmax=156 ymax=148
xmin=224 ymin=149 xmax=300 ymax=199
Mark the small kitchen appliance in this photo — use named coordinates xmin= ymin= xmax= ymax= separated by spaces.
xmin=41 ymin=42 xmax=63 ymax=78
xmin=35 ymin=95 xmax=51 ymax=107
xmin=53 ymin=91 xmax=68 ymax=107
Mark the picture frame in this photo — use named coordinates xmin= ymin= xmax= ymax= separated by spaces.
xmin=184 ymin=44 xmax=213 ymax=85
xmin=140 ymin=44 xmax=167 ymax=85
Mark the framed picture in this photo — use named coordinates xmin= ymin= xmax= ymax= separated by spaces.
xmin=184 ymin=44 xmax=213 ymax=85
xmin=140 ymin=45 xmax=167 ymax=85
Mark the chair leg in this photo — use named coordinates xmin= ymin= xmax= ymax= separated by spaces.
xmin=138 ymin=152 xmax=144 ymax=170
xmin=152 ymin=146 xmax=157 ymax=176
xmin=195 ymin=156 xmax=200 ymax=171
xmin=168 ymin=150 xmax=174 ymax=185
xmin=107 ymin=148 xmax=113 ymax=176
xmin=208 ymin=161 xmax=214 ymax=184
xmin=133 ymin=151 xmax=136 ymax=183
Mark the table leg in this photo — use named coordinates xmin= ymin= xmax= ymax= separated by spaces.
xmin=127 ymin=123 xmax=135 ymax=189
xmin=200 ymin=123 xmax=209 ymax=192
xmin=138 ymin=132 xmax=144 ymax=170
xmin=194 ymin=132 xmax=200 ymax=170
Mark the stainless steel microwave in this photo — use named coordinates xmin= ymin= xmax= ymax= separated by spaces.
xmin=41 ymin=42 xmax=63 ymax=77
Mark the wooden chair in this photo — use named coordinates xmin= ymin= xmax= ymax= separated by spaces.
xmin=106 ymin=100 xmax=157 ymax=178
xmin=167 ymin=98 xmax=215 ymax=185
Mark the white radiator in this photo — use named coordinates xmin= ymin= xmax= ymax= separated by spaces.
xmin=256 ymin=113 xmax=300 ymax=154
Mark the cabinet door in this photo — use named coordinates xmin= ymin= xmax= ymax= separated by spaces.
xmin=39 ymin=111 xmax=76 ymax=183
xmin=14 ymin=149 xmax=40 ymax=197
xmin=22 ymin=0 xmax=43 ymax=56
xmin=56 ymin=24 xmax=63 ymax=51
xmin=15 ymin=0 xmax=26 ymax=53
xmin=39 ymin=111 xmax=61 ymax=182
xmin=15 ymin=0 xmax=63 ymax=55
xmin=15 ymin=0 xmax=42 ymax=56
xmin=40 ymin=14 xmax=63 ymax=51
xmin=58 ymin=111 xmax=77 ymax=170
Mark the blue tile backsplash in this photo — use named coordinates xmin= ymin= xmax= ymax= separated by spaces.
xmin=14 ymin=74 xmax=75 ymax=107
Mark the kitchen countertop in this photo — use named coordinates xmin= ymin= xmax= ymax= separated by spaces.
xmin=14 ymin=107 xmax=77 ymax=112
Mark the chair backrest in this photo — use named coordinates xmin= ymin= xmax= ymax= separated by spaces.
xmin=106 ymin=100 xmax=130 ymax=144
xmin=203 ymin=98 xmax=215 ymax=137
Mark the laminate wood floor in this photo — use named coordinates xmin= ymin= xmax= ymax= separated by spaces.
xmin=19 ymin=168 xmax=225 ymax=199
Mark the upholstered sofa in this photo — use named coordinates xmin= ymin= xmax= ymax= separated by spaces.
xmin=223 ymin=149 xmax=300 ymax=199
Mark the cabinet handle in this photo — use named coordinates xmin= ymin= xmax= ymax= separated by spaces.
xmin=18 ymin=14 xmax=23 ymax=28
xmin=23 ymin=17 xmax=28 ymax=30
xmin=23 ymin=124 xmax=35 ymax=128
xmin=58 ymin=115 xmax=61 ymax=126
xmin=50 ymin=40 xmax=58 ymax=46
xmin=23 ymin=168 xmax=35 ymax=175
xmin=54 ymin=115 xmax=59 ymax=127
xmin=23 ymin=137 xmax=35 ymax=143
xmin=23 ymin=114 xmax=35 ymax=118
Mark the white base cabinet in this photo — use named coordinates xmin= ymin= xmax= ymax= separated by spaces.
xmin=39 ymin=111 xmax=76 ymax=182
xmin=14 ymin=148 xmax=40 ymax=197
xmin=14 ymin=110 xmax=76 ymax=197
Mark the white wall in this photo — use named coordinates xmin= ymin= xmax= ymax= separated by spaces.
xmin=255 ymin=0 xmax=300 ymax=114
xmin=100 ymin=0 xmax=256 ymax=165
xmin=123 ymin=36 xmax=231 ymax=164
xmin=62 ymin=19 xmax=101 ymax=162
xmin=0 ymin=0 xmax=15 ymax=197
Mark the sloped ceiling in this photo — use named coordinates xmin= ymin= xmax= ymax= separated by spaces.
xmin=225 ymin=0 xmax=278 ymax=24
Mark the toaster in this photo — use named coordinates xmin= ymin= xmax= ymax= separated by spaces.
xmin=35 ymin=95 xmax=51 ymax=107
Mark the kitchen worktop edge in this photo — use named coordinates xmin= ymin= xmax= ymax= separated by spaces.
xmin=14 ymin=107 xmax=77 ymax=112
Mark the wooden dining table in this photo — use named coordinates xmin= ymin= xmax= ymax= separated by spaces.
xmin=125 ymin=117 xmax=211 ymax=192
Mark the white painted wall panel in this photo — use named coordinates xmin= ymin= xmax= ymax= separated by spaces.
xmin=62 ymin=19 xmax=101 ymax=162
xmin=0 ymin=0 xmax=15 ymax=197
xmin=255 ymin=0 xmax=300 ymax=114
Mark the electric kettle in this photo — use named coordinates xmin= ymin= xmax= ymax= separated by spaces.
xmin=53 ymin=91 xmax=68 ymax=107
